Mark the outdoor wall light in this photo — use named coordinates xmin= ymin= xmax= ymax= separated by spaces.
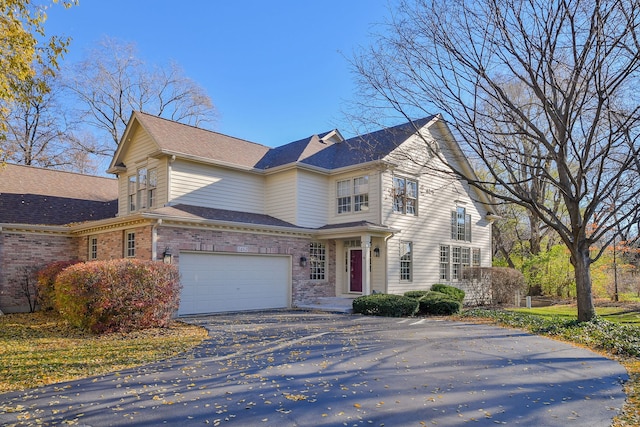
xmin=373 ymin=246 xmax=381 ymax=258
xmin=299 ymin=256 xmax=307 ymax=267
xmin=163 ymin=247 xmax=173 ymax=264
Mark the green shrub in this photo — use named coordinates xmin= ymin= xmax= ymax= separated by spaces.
xmin=36 ymin=260 xmax=82 ymax=311
xmin=419 ymin=291 xmax=462 ymax=315
xmin=55 ymin=259 xmax=181 ymax=334
xmin=353 ymin=294 xmax=419 ymax=317
xmin=404 ymin=290 xmax=429 ymax=299
xmin=430 ymin=283 xmax=465 ymax=302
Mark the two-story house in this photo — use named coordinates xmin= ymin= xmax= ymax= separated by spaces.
xmin=0 ymin=111 xmax=494 ymax=314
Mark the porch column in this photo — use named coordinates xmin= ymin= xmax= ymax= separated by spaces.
xmin=361 ymin=234 xmax=372 ymax=295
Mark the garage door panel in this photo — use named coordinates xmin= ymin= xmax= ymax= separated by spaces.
xmin=178 ymin=253 xmax=290 ymax=315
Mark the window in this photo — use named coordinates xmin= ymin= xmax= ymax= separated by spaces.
xmin=462 ymin=247 xmax=470 ymax=269
xmin=148 ymin=168 xmax=158 ymax=208
xmin=309 ymin=242 xmax=326 ymax=280
xmin=353 ymin=176 xmax=369 ymax=212
xmin=89 ymin=237 xmax=98 ymax=260
xmin=137 ymin=168 xmax=147 ymax=209
xmin=472 ymin=248 xmax=481 ymax=267
xmin=393 ymin=176 xmax=418 ymax=215
xmin=452 ymin=246 xmax=461 ymax=280
xmin=400 ymin=241 xmax=412 ymax=281
xmin=440 ymin=245 xmax=450 ymax=280
xmin=126 ymin=232 xmax=135 ymax=257
xmin=337 ymin=180 xmax=351 ymax=214
xmin=128 ymin=167 xmax=157 ymax=212
xmin=451 ymin=207 xmax=472 ymax=241
xmin=337 ymin=176 xmax=369 ymax=214
xmin=128 ymin=175 xmax=137 ymax=212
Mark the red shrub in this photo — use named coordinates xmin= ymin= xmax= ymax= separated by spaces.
xmin=55 ymin=259 xmax=181 ymax=334
xmin=36 ymin=260 xmax=82 ymax=311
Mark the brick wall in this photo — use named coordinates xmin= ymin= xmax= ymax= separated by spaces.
xmin=157 ymin=227 xmax=336 ymax=307
xmin=78 ymin=225 xmax=153 ymax=262
xmin=0 ymin=232 xmax=76 ymax=313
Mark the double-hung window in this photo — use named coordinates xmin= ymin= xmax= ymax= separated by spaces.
xmin=128 ymin=167 xmax=157 ymax=213
xmin=400 ymin=241 xmax=412 ymax=281
xmin=451 ymin=207 xmax=472 ymax=241
xmin=309 ymin=242 xmax=326 ymax=280
xmin=125 ymin=232 xmax=135 ymax=257
xmin=452 ymin=246 xmax=461 ymax=280
xmin=353 ymin=176 xmax=369 ymax=212
xmin=337 ymin=176 xmax=369 ymax=214
xmin=393 ymin=176 xmax=418 ymax=215
xmin=89 ymin=237 xmax=98 ymax=260
xmin=439 ymin=245 xmax=450 ymax=280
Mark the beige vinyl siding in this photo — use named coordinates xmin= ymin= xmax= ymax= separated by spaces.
xmin=116 ymin=126 xmax=161 ymax=216
xmin=327 ymin=171 xmax=380 ymax=225
xmin=382 ymin=140 xmax=492 ymax=295
xmin=265 ymin=170 xmax=297 ymax=224
xmin=296 ymin=171 xmax=329 ymax=228
xmin=169 ymin=160 xmax=265 ymax=213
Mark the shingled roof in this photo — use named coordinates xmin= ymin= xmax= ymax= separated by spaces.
xmin=122 ymin=112 xmax=436 ymax=172
xmin=0 ymin=164 xmax=118 ymax=225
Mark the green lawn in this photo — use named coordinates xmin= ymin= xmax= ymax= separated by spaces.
xmin=509 ymin=304 xmax=640 ymax=324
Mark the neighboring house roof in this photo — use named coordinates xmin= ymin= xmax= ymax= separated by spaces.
xmin=0 ymin=164 xmax=118 ymax=225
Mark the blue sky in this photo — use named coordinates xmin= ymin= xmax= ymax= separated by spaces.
xmin=43 ymin=1 xmax=393 ymax=147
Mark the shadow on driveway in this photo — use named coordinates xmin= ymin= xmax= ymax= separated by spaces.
xmin=0 ymin=311 xmax=628 ymax=426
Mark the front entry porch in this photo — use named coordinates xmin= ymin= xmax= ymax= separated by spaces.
xmin=296 ymin=296 xmax=356 ymax=313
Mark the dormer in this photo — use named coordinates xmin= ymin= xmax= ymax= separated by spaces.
xmin=318 ymin=129 xmax=345 ymax=145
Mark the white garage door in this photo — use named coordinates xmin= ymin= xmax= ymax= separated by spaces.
xmin=178 ymin=252 xmax=290 ymax=315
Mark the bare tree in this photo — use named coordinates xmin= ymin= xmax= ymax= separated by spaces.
xmin=0 ymin=70 xmax=98 ymax=172
xmin=352 ymin=0 xmax=640 ymax=321
xmin=65 ymin=37 xmax=217 ymax=152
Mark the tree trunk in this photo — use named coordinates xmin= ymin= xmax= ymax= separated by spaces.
xmin=572 ymin=244 xmax=596 ymax=322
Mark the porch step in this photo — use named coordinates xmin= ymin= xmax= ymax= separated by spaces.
xmin=296 ymin=297 xmax=355 ymax=314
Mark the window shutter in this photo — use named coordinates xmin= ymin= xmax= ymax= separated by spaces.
xmin=465 ymin=214 xmax=472 ymax=241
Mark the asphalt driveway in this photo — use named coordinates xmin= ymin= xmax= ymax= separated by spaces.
xmin=0 ymin=311 xmax=628 ymax=426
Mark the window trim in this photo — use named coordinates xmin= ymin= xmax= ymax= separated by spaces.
xmin=451 ymin=207 xmax=472 ymax=241
xmin=309 ymin=242 xmax=326 ymax=280
xmin=88 ymin=236 xmax=98 ymax=260
xmin=125 ymin=231 xmax=135 ymax=258
xmin=337 ymin=176 xmax=369 ymax=214
xmin=393 ymin=176 xmax=418 ymax=216
xmin=400 ymin=241 xmax=413 ymax=282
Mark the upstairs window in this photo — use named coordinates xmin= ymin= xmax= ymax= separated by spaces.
xmin=148 ymin=168 xmax=158 ymax=208
xmin=128 ymin=175 xmax=137 ymax=212
xmin=393 ymin=176 xmax=418 ymax=215
xmin=128 ymin=167 xmax=157 ymax=212
xmin=451 ymin=207 xmax=472 ymax=241
xmin=337 ymin=176 xmax=369 ymax=214
xmin=353 ymin=176 xmax=369 ymax=212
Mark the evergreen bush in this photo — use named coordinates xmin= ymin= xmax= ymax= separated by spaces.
xmin=353 ymin=294 xmax=419 ymax=317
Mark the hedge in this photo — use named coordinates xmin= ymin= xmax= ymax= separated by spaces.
xmin=54 ymin=259 xmax=181 ymax=334
xmin=36 ymin=260 xmax=82 ymax=311
xmin=419 ymin=291 xmax=462 ymax=315
xmin=353 ymin=294 xmax=419 ymax=317
xmin=404 ymin=290 xmax=429 ymax=299
xmin=430 ymin=283 xmax=465 ymax=302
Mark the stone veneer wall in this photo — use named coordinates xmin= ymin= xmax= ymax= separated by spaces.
xmin=0 ymin=232 xmax=76 ymax=313
xmin=157 ymin=227 xmax=336 ymax=307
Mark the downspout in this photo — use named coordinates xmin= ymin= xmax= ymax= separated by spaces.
xmin=152 ymin=219 xmax=162 ymax=261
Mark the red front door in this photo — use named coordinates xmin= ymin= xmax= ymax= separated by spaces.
xmin=350 ymin=249 xmax=363 ymax=292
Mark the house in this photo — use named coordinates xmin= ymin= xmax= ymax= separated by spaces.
xmin=0 ymin=112 xmax=494 ymax=314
